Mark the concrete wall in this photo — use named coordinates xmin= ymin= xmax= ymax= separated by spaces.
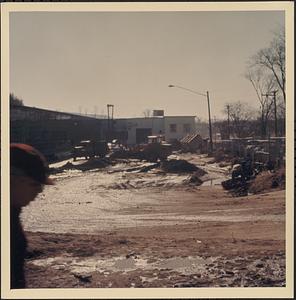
xmin=164 ymin=116 xmax=196 ymax=143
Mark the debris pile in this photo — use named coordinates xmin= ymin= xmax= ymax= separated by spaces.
xmin=76 ymin=158 xmax=112 ymax=171
xmin=221 ymin=178 xmax=250 ymax=197
xmin=161 ymin=159 xmax=206 ymax=175
xmin=180 ymin=133 xmax=206 ymax=153
xmin=249 ymin=168 xmax=285 ymax=194
xmin=49 ymin=162 xmax=76 ymax=174
xmin=222 ymin=166 xmax=285 ymax=196
xmin=183 ymin=173 xmax=204 ymax=186
xmin=50 ymin=158 xmax=112 ymax=174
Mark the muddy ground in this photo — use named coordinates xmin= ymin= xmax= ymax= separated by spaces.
xmin=21 ymin=154 xmax=285 ymax=288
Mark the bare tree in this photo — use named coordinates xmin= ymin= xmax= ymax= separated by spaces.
xmin=143 ymin=109 xmax=152 ymax=118
xmin=223 ymin=102 xmax=255 ymax=138
xmin=10 ymin=93 xmax=24 ymax=106
xmin=251 ymin=26 xmax=285 ymax=101
xmin=244 ymin=66 xmax=275 ymax=138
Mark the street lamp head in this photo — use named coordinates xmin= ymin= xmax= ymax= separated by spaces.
xmin=168 ymin=85 xmax=175 ymax=88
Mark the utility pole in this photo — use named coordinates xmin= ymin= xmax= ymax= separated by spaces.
xmin=262 ymin=91 xmax=278 ymax=137
xmin=261 ymin=94 xmax=269 ymax=138
xmin=273 ymin=90 xmax=278 ymax=137
xmin=107 ymin=104 xmax=114 ymax=141
xmin=168 ymin=84 xmax=213 ymax=154
xmin=206 ymin=91 xmax=213 ymax=153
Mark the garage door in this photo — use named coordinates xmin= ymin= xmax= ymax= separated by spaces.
xmin=136 ymin=128 xmax=152 ymax=144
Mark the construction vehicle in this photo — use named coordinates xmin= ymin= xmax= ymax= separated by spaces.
xmin=109 ymin=135 xmax=172 ymax=162
xmin=72 ymin=140 xmax=109 ymax=161
xmin=141 ymin=135 xmax=172 ymax=162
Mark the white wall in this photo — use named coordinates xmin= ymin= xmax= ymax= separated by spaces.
xmin=115 ymin=116 xmax=196 ymax=145
xmin=115 ymin=117 xmax=164 ymax=145
xmin=164 ymin=116 xmax=196 ymax=142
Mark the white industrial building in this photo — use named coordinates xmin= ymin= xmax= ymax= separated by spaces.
xmin=114 ymin=114 xmax=196 ymax=145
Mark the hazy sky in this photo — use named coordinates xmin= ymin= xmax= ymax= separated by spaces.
xmin=10 ymin=10 xmax=284 ymax=120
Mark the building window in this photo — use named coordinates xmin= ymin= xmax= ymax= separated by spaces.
xmin=183 ymin=123 xmax=191 ymax=133
xmin=170 ymin=124 xmax=177 ymax=133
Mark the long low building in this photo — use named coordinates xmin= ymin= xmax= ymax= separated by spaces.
xmin=10 ymin=105 xmax=104 ymax=161
xmin=10 ymin=105 xmax=198 ymax=159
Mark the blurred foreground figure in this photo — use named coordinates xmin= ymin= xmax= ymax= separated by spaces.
xmin=10 ymin=144 xmax=53 ymax=288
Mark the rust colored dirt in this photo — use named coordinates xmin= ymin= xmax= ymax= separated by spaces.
xmin=21 ymin=155 xmax=285 ymax=288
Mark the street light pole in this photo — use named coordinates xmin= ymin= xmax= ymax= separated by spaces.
xmin=206 ymin=91 xmax=213 ymax=153
xmin=168 ymin=84 xmax=213 ymax=154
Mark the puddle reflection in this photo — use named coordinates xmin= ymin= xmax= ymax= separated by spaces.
xmin=31 ymin=255 xmax=214 ymax=276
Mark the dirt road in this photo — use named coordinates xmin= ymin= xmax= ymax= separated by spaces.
xmin=22 ymin=154 xmax=285 ymax=288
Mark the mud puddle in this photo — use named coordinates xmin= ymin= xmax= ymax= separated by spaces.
xmin=28 ymin=252 xmax=286 ymax=287
xmin=30 ymin=255 xmax=214 ymax=276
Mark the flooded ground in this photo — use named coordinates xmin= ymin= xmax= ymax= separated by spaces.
xmin=22 ymin=155 xmax=228 ymax=234
xmin=22 ymin=154 xmax=286 ymax=288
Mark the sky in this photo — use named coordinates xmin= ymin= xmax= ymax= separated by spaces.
xmin=9 ymin=10 xmax=285 ymax=120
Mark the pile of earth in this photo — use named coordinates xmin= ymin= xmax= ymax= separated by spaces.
xmin=161 ymin=159 xmax=206 ymax=175
xmin=50 ymin=158 xmax=112 ymax=174
xmin=76 ymin=158 xmax=112 ymax=171
xmin=249 ymin=167 xmax=285 ymax=194
xmin=222 ymin=167 xmax=285 ymax=197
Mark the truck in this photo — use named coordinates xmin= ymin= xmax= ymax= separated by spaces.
xmin=72 ymin=140 xmax=109 ymax=161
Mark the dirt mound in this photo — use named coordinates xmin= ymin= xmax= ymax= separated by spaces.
xmin=77 ymin=158 xmax=112 ymax=171
xmin=50 ymin=159 xmax=112 ymax=174
xmin=249 ymin=168 xmax=285 ymax=194
xmin=50 ymin=162 xmax=76 ymax=174
xmin=161 ymin=159 xmax=206 ymax=174
xmin=222 ymin=167 xmax=285 ymax=196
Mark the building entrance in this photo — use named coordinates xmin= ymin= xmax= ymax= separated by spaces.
xmin=136 ymin=128 xmax=152 ymax=144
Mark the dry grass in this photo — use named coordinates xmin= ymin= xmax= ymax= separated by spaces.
xmin=249 ymin=167 xmax=285 ymax=194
